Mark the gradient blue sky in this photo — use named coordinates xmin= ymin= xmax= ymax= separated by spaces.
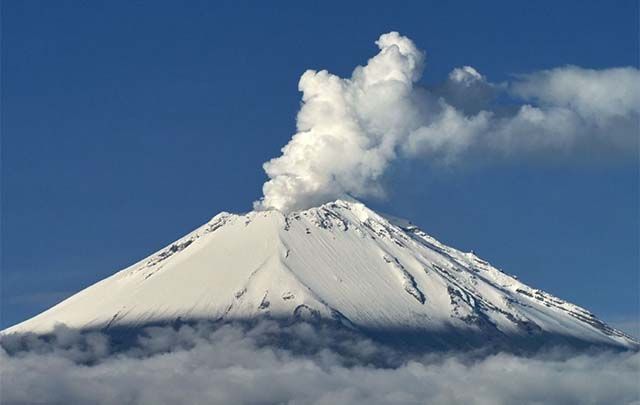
xmin=2 ymin=1 xmax=638 ymax=333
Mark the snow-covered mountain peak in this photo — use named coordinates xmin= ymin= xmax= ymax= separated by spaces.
xmin=4 ymin=199 xmax=637 ymax=350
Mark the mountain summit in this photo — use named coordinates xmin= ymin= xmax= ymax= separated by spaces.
xmin=4 ymin=199 xmax=636 ymax=350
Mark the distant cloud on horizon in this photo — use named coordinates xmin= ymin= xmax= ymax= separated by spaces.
xmin=254 ymin=32 xmax=640 ymax=213
xmin=607 ymin=315 xmax=640 ymax=340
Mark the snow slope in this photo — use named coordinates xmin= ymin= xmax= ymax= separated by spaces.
xmin=3 ymin=199 xmax=636 ymax=349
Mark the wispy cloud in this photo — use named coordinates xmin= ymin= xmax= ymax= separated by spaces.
xmin=607 ymin=315 xmax=640 ymax=339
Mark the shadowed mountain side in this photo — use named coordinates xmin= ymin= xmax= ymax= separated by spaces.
xmin=2 ymin=317 xmax=636 ymax=368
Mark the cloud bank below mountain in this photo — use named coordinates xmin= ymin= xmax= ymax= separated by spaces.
xmin=2 ymin=321 xmax=638 ymax=405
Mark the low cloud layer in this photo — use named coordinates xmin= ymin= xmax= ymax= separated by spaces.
xmin=2 ymin=321 xmax=639 ymax=405
xmin=254 ymin=32 xmax=640 ymax=213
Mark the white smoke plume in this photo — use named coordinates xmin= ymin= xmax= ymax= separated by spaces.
xmin=254 ymin=32 xmax=640 ymax=213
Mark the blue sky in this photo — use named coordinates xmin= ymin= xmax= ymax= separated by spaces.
xmin=2 ymin=1 xmax=638 ymax=332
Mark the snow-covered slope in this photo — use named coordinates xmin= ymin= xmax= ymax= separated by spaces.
xmin=3 ymin=199 xmax=636 ymax=349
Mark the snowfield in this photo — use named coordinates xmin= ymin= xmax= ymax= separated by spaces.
xmin=3 ymin=199 xmax=637 ymax=350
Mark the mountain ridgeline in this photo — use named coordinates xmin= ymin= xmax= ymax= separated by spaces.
xmin=3 ymin=199 xmax=637 ymax=352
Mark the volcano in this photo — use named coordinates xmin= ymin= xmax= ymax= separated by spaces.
xmin=3 ymin=199 xmax=636 ymax=350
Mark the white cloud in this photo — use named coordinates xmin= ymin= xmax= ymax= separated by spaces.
xmin=254 ymin=32 xmax=639 ymax=213
xmin=255 ymin=32 xmax=426 ymax=213
xmin=2 ymin=321 xmax=639 ymax=405
xmin=606 ymin=315 xmax=640 ymax=340
xmin=511 ymin=66 xmax=640 ymax=121
xmin=402 ymin=104 xmax=491 ymax=160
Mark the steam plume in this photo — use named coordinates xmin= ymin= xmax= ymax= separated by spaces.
xmin=255 ymin=32 xmax=639 ymax=213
